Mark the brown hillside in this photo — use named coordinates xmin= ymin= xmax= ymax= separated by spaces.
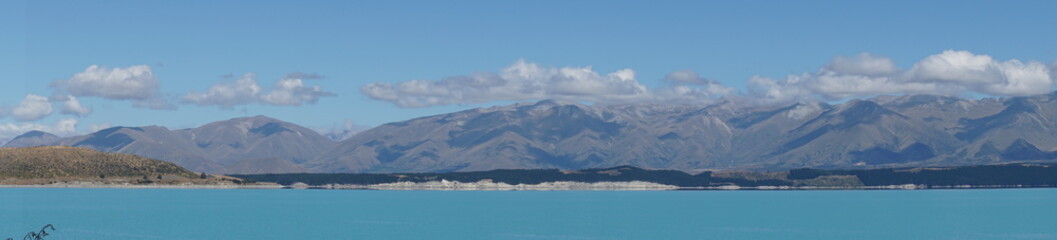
xmin=0 ymin=146 xmax=197 ymax=179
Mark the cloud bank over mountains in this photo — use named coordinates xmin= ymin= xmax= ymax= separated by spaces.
xmin=751 ymin=50 xmax=1055 ymax=104
xmin=1 ymin=50 xmax=1053 ymax=137
xmin=361 ymin=59 xmax=733 ymax=108
xmin=183 ymin=73 xmax=335 ymax=109
xmin=51 ymin=65 xmax=176 ymax=110
xmin=2 ymin=65 xmax=335 ymax=123
xmin=364 ymin=50 xmax=1056 ymax=108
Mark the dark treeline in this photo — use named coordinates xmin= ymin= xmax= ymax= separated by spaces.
xmin=234 ymin=165 xmax=793 ymax=187
xmin=235 ymin=163 xmax=1057 ymax=188
xmin=790 ymin=163 xmax=1057 ymax=187
xmin=237 ymin=166 xmax=708 ymax=186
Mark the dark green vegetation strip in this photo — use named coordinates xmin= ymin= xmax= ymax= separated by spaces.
xmin=789 ymin=163 xmax=1057 ymax=187
xmin=234 ymin=166 xmax=790 ymax=187
xmin=236 ymin=163 xmax=1057 ymax=188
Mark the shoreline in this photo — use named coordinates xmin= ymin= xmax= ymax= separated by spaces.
xmin=296 ymin=180 xmax=1057 ymax=191
xmin=676 ymin=184 xmax=1057 ymax=190
xmin=0 ymin=183 xmax=283 ymax=189
xmin=302 ymin=180 xmax=680 ymax=191
xmin=3 ymin=181 xmax=1056 ymax=190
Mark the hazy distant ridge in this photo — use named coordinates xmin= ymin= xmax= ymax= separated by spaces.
xmin=6 ymin=116 xmax=335 ymax=173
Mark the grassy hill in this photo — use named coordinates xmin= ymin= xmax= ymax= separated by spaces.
xmin=0 ymin=146 xmax=234 ymax=185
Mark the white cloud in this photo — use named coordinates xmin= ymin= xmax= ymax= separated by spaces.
xmin=824 ymin=53 xmax=900 ymax=76
xmin=748 ymin=53 xmax=924 ymax=102
xmin=11 ymin=94 xmax=53 ymax=122
xmin=359 ymin=52 xmax=1039 ymax=108
xmin=0 ymin=118 xmax=78 ymax=145
xmin=1052 ymin=62 xmax=1057 ymax=81
xmin=806 ymin=71 xmax=942 ymax=99
xmin=656 ymin=70 xmax=735 ymax=103
xmin=88 ymin=122 xmax=113 ymax=132
xmin=183 ymin=74 xmax=262 ymax=109
xmin=907 ymin=50 xmax=1052 ymax=96
xmin=785 ymin=102 xmax=825 ymax=120
xmin=746 ymin=75 xmax=816 ymax=104
xmin=58 ymin=95 xmax=92 ymax=116
xmin=51 ymin=65 xmax=174 ymax=110
xmin=259 ymin=78 xmax=335 ymax=106
xmin=362 ymin=59 xmax=732 ymax=108
xmin=183 ymin=73 xmax=334 ymax=109
xmin=748 ymin=50 xmax=1056 ymax=104
xmin=62 ymin=64 xmax=156 ymax=99
xmin=61 ymin=65 xmax=156 ymax=99
xmin=314 ymin=119 xmax=372 ymax=141
xmin=366 ymin=51 xmax=1048 ymax=109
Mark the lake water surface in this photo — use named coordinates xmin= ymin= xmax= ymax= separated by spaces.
xmin=2 ymin=188 xmax=1056 ymax=239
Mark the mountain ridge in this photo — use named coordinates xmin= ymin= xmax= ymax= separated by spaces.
xmin=3 ymin=130 xmax=60 ymax=148
xmin=10 ymin=91 xmax=1057 ymax=174
xmin=42 ymin=115 xmax=335 ymax=173
xmin=313 ymin=91 xmax=1057 ymax=173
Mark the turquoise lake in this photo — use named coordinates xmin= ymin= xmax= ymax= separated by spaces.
xmin=2 ymin=188 xmax=1056 ymax=239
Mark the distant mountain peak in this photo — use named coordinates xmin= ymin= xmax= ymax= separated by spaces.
xmin=3 ymin=130 xmax=60 ymax=148
xmin=44 ymin=115 xmax=335 ymax=173
xmin=535 ymin=99 xmax=570 ymax=106
xmin=507 ymin=99 xmax=585 ymax=112
xmin=833 ymin=100 xmax=900 ymax=120
xmin=790 ymin=100 xmax=900 ymax=130
xmin=248 ymin=115 xmax=281 ymax=121
xmin=225 ymin=115 xmax=284 ymax=125
xmin=955 ymin=97 xmax=1039 ymax=141
xmin=17 ymin=130 xmax=53 ymax=138
xmin=1004 ymin=98 xmax=1038 ymax=114
xmin=195 ymin=115 xmax=295 ymax=136
xmin=249 ymin=122 xmax=293 ymax=137
xmin=876 ymin=94 xmax=962 ymax=109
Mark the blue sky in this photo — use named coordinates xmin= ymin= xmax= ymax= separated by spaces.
xmin=1 ymin=0 xmax=1055 ymax=140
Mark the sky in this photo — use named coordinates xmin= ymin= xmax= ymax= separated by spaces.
xmin=1 ymin=0 xmax=1056 ymax=142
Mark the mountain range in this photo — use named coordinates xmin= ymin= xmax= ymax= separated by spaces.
xmin=4 ymin=116 xmax=334 ymax=173
xmin=6 ymin=92 xmax=1057 ymax=173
